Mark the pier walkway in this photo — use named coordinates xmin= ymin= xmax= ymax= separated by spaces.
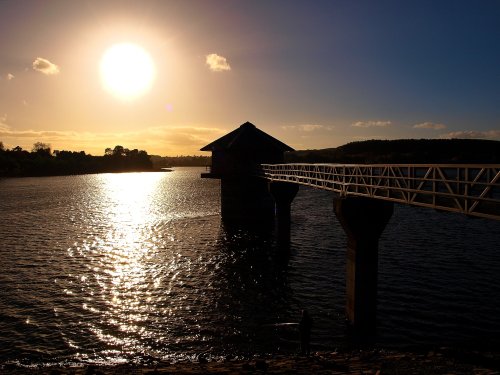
xmin=261 ymin=163 xmax=500 ymax=221
xmin=201 ymin=123 xmax=500 ymax=333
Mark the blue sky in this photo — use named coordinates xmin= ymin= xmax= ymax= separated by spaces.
xmin=0 ymin=0 xmax=499 ymax=155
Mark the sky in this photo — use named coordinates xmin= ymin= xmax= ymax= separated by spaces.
xmin=0 ymin=0 xmax=499 ymax=156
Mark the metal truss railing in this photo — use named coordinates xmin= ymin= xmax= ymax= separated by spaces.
xmin=260 ymin=164 xmax=500 ymax=221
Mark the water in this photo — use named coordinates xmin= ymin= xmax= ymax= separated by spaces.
xmin=0 ymin=167 xmax=499 ymax=366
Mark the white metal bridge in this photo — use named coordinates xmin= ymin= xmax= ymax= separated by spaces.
xmin=260 ymin=164 xmax=500 ymax=221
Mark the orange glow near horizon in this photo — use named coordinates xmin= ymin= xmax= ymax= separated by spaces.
xmin=1 ymin=2 xmax=498 ymax=157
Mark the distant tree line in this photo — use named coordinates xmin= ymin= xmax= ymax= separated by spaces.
xmin=3 ymin=138 xmax=498 ymax=177
xmin=285 ymin=139 xmax=500 ymax=164
xmin=0 ymin=143 xmax=153 ymax=177
xmin=149 ymin=155 xmax=211 ymax=168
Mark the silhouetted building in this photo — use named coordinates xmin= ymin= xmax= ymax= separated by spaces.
xmin=201 ymin=121 xmax=295 ymax=227
xmin=201 ymin=121 xmax=293 ymax=178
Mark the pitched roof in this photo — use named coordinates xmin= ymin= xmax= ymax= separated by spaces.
xmin=200 ymin=122 xmax=294 ymax=152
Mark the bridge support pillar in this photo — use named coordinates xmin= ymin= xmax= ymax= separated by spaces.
xmin=270 ymin=182 xmax=299 ymax=243
xmin=334 ymin=197 xmax=393 ymax=336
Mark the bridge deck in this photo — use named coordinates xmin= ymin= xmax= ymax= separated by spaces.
xmin=261 ymin=164 xmax=500 ymax=221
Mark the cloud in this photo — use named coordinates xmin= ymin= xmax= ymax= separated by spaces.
xmin=0 ymin=127 xmax=77 ymax=139
xmin=282 ymin=124 xmax=335 ymax=132
xmin=0 ymin=114 xmax=8 ymax=131
xmin=413 ymin=122 xmax=446 ymax=130
xmin=351 ymin=120 xmax=391 ymax=128
xmin=206 ymin=53 xmax=231 ymax=72
xmin=6 ymin=73 xmax=15 ymax=80
xmin=32 ymin=57 xmax=60 ymax=75
xmin=149 ymin=125 xmax=226 ymax=147
xmin=440 ymin=130 xmax=500 ymax=140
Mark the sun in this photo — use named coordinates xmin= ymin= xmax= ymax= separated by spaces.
xmin=100 ymin=43 xmax=156 ymax=100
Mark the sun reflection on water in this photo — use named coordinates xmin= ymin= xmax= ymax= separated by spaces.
xmin=84 ymin=173 xmax=166 ymax=356
xmin=43 ymin=170 xmax=226 ymax=362
xmin=102 ymin=172 xmax=164 ymax=225
xmin=2 ymin=169 xmax=500 ymax=365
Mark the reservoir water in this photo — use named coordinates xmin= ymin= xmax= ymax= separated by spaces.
xmin=1 ymin=167 xmax=499 ymax=366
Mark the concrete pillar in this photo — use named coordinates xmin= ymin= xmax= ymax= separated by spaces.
xmin=270 ymin=182 xmax=299 ymax=243
xmin=220 ymin=176 xmax=275 ymax=229
xmin=334 ymin=197 xmax=393 ymax=335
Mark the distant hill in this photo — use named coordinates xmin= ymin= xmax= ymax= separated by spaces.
xmin=285 ymin=139 xmax=500 ymax=164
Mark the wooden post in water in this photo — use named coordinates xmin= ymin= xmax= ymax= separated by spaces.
xmin=334 ymin=197 xmax=393 ymax=335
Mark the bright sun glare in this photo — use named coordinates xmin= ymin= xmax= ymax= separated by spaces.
xmin=100 ymin=43 xmax=156 ymax=100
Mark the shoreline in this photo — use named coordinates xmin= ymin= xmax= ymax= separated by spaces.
xmin=2 ymin=348 xmax=500 ymax=374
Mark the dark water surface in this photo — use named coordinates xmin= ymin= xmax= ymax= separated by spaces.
xmin=1 ymin=168 xmax=499 ymax=366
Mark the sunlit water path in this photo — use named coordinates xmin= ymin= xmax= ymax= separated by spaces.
xmin=1 ymin=168 xmax=499 ymax=366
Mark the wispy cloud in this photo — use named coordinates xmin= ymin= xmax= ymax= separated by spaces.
xmin=0 ymin=127 xmax=79 ymax=140
xmin=440 ymin=130 xmax=500 ymax=140
xmin=32 ymin=57 xmax=60 ymax=75
xmin=282 ymin=124 xmax=335 ymax=132
xmin=0 ymin=114 xmax=8 ymax=131
xmin=413 ymin=122 xmax=446 ymax=130
xmin=206 ymin=53 xmax=231 ymax=72
xmin=351 ymin=120 xmax=391 ymax=128
xmin=147 ymin=125 xmax=226 ymax=148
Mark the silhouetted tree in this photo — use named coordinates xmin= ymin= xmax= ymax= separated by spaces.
xmin=112 ymin=145 xmax=126 ymax=157
xmin=32 ymin=142 xmax=51 ymax=155
xmin=0 ymin=142 xmax=154 ymax=177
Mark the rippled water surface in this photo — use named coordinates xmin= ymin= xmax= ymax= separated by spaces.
xmin=1 ymin=168 xmax=499 ymax=366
